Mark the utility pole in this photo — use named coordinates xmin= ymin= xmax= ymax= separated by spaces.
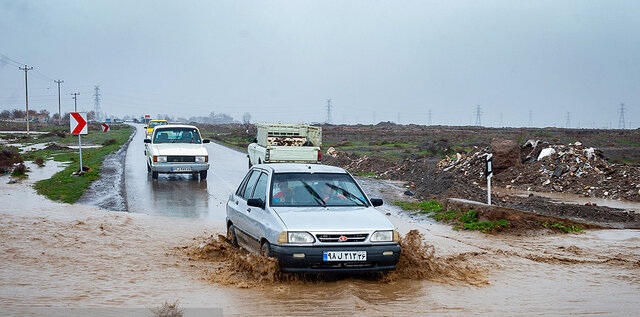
xmin=71 ymin=92 xmax=80 ymax=111
xmin=54 ymin=80 xmax=64 ymax=125
xmin=19 ymin=65 xmax=33 ymax=134
xmin=325 ymin=99 xmax=332 ymax=124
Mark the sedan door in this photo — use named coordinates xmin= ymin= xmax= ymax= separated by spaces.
xmin=227 ymin=169 xmax=269 ymax=252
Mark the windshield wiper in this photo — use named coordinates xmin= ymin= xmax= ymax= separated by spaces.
xmin=325 ymin=183 xmax=367 ymax=206
xmin=301 ymin=181 xmax=326 ymax=207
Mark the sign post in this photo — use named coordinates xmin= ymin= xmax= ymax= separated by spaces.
xmin=485 ymin=153 xmax=493 ymax=205
xmin=70 ymin=112 xmax=88 ymax=172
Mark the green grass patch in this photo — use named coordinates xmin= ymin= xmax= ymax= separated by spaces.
xmin=393 ymin=200 xmax=443 ymax=213
xmin=32 ymin=125 xmax=133 ymax=203
xmin=394 ymin=200 xmax=509 ymax=233
xmin=543 ymin=221 xmax=583 ymax=233
xmin=353 ymin=171 xmax=379 ymax=178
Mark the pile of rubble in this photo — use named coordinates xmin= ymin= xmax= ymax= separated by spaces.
xmin=436 ymin=139 xmax=640 ymax=202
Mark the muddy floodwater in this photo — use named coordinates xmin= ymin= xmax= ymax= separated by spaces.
xmin=1 ymin=127 xmax=640 ymax=316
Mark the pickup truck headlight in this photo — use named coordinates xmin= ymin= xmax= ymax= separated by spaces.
xmin=370 ymin=230 xmax=398 ymax=242
xmin=153 ymin=156 xmax=167 ymax=163
xmin=195 ymin=156 xmax=208 ymax=163
xmin=277 ymin=231 xmax=315 ymax=244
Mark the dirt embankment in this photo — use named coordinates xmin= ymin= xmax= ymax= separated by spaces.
xmin=319 ymin=124 xmax=640 ymax=230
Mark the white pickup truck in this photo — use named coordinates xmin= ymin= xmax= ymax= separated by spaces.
xmin=144 ymin=124 xmax=210 ymax=180
xmin=247 ymin=123 xmax=322 ymax=167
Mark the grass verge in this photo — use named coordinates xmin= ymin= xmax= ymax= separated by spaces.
xmin=393 ymin=200 xmax=509 ymax=233
xmin=31 ymin=124 xmax=133 ymax=203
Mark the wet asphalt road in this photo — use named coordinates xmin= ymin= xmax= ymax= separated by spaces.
xmin=124 ymin=124 xmax=247 ymax=222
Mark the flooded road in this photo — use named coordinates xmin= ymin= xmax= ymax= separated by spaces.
xmin=124 ymin=124 xmax=246 ymax=222
xmin=1 ymin=125 xmax=639 ymax=316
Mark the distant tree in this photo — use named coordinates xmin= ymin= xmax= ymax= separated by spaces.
xmin=242 ymin=112 xmax=252 ymax=125
xmin=87 ymin=111 xmax=96 ymax=120
xmin=0 ymin=110 xmax=10 ymax=120
xmin=61 ymin=112 xmax=70 ymax=124
xmin=12 ymin=109 xmax=25 ymax=119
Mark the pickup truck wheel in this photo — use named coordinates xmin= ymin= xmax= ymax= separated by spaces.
xmin=199 ymin=170 xmax=208 ymax=180
xmin=152 ymin=171 xmax=158 ymax=179
xmin=226 ymin=225 xmax=238 ymax=246
xmin=260 ymin=241 xmax=272 ymax=257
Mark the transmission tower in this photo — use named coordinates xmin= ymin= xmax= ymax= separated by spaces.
xmin=428 ymin=109 xmax=432 ymax=125
xmin=528 ymin=110 xmax=533 ymax=127
xmin=474 ymin=105 xmax=482 ymax=126
xmin=618 ymin=103 xmax=626 ymax=129
xmin=93 ymin=85 xmax=102 ymax=121
xmin=565 ymin=112 xmax=571 ymax=128
xmin=325 ymin=99 xmax=332 ymax=124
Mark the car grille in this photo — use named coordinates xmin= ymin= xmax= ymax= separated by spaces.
xmin=315 ymin=233 xmax=369 ymax=243
xmin=167 ymin=156 xmax=195 ymax=163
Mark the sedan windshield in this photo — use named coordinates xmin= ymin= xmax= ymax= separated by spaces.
xmin=154 ymin=128 xmax=202 ymax=144
xmin=271 ymin=172 xmax=368 ymax=207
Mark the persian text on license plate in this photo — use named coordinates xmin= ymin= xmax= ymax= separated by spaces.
xmin=323 ymin=251 xmax=366 ymax=262
xmin=171 ymin=167 xmax=192 ymax=172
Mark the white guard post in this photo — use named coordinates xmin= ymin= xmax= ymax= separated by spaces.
xmin=485 ymin=153 xmax=493 ymax=205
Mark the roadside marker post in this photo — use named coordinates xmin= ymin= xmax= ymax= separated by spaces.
xmin=70 ymin=112 xmax=88 ymax=172
xmin=485 ymin=153 xmax=493 ymax=205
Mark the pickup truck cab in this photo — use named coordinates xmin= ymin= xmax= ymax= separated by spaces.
xmin=144 ymin=124 xmax=210 ymax=179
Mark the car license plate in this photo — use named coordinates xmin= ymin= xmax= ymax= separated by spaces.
xmin=323 ymin=251 xmax=366 ymax=262
xmin=171 ymin=167 xmax=191 ymax=172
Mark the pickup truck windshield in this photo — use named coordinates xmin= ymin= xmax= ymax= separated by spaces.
xmin=271 ymin=173 xmax=368 ymax=207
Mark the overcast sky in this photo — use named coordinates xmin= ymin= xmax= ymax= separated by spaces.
xmin=1 ymin=0 xmax=638 ymax=128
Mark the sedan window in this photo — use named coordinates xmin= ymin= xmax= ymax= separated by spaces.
xmin=271 ymin=173 xmax=369 ymax=207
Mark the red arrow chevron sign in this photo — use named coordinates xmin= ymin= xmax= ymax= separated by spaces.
xmin=70 ymin=112 xmax=88 ymax=135
xmin=101 ymin=123 xmax=110 ymax=132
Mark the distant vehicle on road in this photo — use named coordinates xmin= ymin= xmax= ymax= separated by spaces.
xmin=247 ymin=123 xmax=322 ymax=168
xmin=145 ymin=119 xmax=169 ymax=138
xmin=226 ymin=163 xmax=401 ymax=273
xmin=144 ymin=124 xmax=210 ymax=180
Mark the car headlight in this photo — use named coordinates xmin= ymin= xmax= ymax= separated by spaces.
xmin=196 ymin=156 xmax=208 ymax=163
xmin=154 ymin=156 xmax=167 ymax=163
xmin=277 ymin=231 xmax=315 ymax=244
xmin=370 ymin=230 xmax=398 ymax=242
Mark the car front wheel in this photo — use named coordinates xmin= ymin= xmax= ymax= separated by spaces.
xmin=226 ymin=225 xmax=238 ymax=247
xmin=260 ymin=241 xmax=272 ymax=257
xmin=199 ymin=170 xmax=208 ymax=180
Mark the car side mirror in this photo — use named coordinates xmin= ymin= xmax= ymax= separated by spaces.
xmin=247 ymin=198 xmax=265 ymax=209
xmin=370 ymin=198 xmax=383 ymax=207
xmin=144 ymin=139 xmax=151 ymax=143
xmin=202 ymin=139 xmax=210 ymax=144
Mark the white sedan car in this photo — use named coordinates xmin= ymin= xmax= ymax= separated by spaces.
xmin=226 ymin=163 xmax=401 ymax=273
xmin=144 ymin=124 xmax=210 ymax=180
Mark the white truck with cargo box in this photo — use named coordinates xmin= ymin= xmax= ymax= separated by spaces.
xmin=247 ymin=123 xmax=322 ymax=167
